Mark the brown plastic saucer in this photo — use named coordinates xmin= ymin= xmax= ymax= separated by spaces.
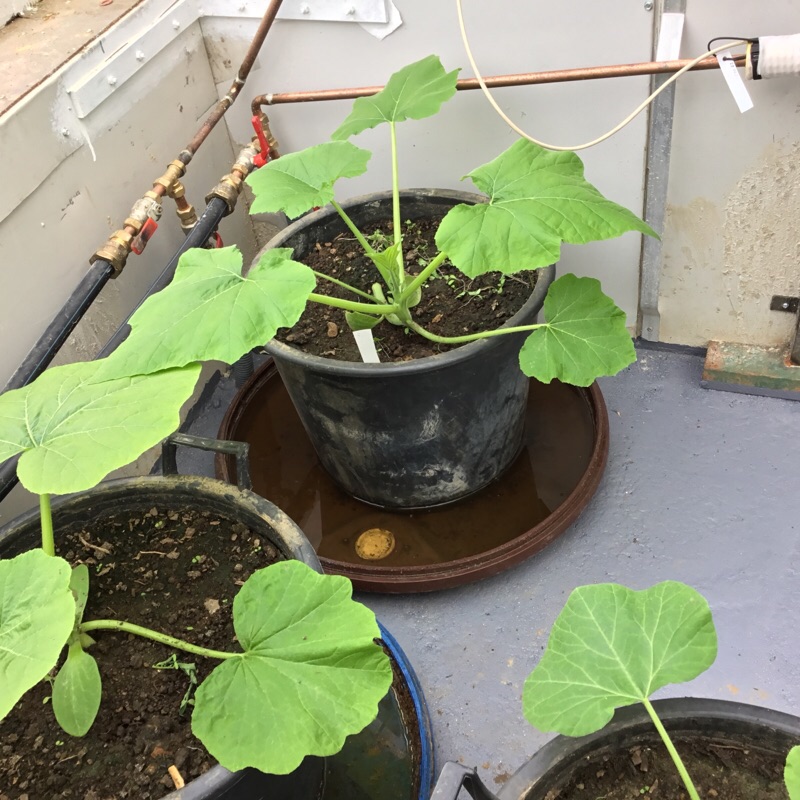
xmin=216 ymin=359 xmax=608 ymax=593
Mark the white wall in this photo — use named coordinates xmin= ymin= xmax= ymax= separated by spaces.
xmin=204 ymin=0 xmax=655 ymax=326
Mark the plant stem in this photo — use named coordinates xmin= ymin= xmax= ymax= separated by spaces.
xmin=40 ymin=494 xmax=55 ymax=557
xmin=643 ymin=699 xmax=701 ymax=800
xmin=330 ymin=200 xmax=376 ymax=256
xmin=407 ymin=319 xmax=545 ymax=345
xmin=80 ymin=620 xmax=240 ymax=661
xmin=309 ymin=293 xmax=397 ymax=315
xmin=398 ymin=251 xmax=449 ymax=303
xmin=389 ymin=122 xmax=404 ymax=269
xmin=313 ymin=271 xmax=378 ymax=301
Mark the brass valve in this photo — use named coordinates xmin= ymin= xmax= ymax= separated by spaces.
xmin=90 ymin=230 xmax=135 ymax=277
xmin=153 ymin=159 xmax=187 ymax=195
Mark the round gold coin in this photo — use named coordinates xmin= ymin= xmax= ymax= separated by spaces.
xmin=355 ymin=528 xmax=396 ymax=560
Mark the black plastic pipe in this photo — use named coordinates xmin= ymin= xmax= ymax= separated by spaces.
xmin=3 ymin=259 xmax=115 ymax=392
xmin=0 ymin=196 xmax=229 ymax=504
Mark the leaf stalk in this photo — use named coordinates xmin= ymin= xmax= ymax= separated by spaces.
xmin=40 ymin=494 xmax=55 ymax=557
xmin=330 ymin=200 xmax=376 ymax=256
xmin=308 ymin=293 xmax=397 ymax=315
xmin=407 ymin=319 xmax=545 ymax=345
xmin=643 ymin=698 xmax=701 ymax=800
xmin=80 ymin=620 xmax=240 ymax=661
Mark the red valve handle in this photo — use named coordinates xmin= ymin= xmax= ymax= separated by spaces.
xmin=131 ymin=217 xmax=159 ymax=255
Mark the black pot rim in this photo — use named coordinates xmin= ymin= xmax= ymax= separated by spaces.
xmin=498 ymin=697 xmax=800 ymax=800
xmin=0 ymin=474 xmax=320 ymax=570
xmin=261 ymin=188 xmax=555 ymax=377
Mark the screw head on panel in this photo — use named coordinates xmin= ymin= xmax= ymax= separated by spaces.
xmin=107 ymin=75 xmax=117 ymax=86
xmin=644 ymin=0 xmax=654 ymax=9
xmin=135 ymin=50 xmax=145 ymax=62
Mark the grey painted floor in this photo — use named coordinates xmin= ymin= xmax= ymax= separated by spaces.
xmin=181 ymin=345 xmax=800 ymax=793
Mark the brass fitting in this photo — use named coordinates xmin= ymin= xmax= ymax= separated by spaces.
xmin=153 ymin=159 xmax=187 ymax=195
xmin=169 ymin=180 xmax=186 ymax=200
xmin=90 ymin=229 xmax=135 ymax=277
xmin=176 ymin=202 xmax=199 ymax=232
xmin=261 ymin=113 xmax=281 ymax=159
xmin=205 ymin=172 xmax=244 ymax=215
xmin=232 ymin=142 xmax=260 ymax=177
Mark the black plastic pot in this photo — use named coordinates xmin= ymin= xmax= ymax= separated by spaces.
xmin=260 ymin=189 xmax=556 ymax=509
xmin=430 ymin=698 xmax=800 ymax=800
xmin=0 ymin=462 xmax=324 ymax=800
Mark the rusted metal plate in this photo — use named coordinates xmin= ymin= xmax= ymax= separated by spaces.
xmin=702 ymin=340 xmax=800 ymax=400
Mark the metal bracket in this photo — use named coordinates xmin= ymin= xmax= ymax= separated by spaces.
xmin=770 ymin=296 xmax=800 ymax=364
xmin=770 ymin=295 xmax=800 ymax=314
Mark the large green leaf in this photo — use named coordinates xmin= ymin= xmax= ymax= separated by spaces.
xmin=787 ymin=747 xmax=800 ymax=800
xmin=247 ymin=141 xmax=370 ymax=217
xmin=95 ymin=247 xmax=315 ymax=380
xmin=519 ymin=274 xmax=635 ymax=386
xmin=0 ymin=359 xmax=200 ymax=495
xmin=523 ymin=582 xmax=717 ymax=737
xmin=192 ymin=561 xmax=393 ymax=774
xmin=331 ymin=55 xmax=460 ymax=140
xmin=0 ymin=550 xmax=74 ymax=721
xmin=436 ymin=139 xmax=657 ymax=277
xmin=51 ymin=641 xmax=102 ymax=737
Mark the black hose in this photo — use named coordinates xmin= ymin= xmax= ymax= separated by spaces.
xmin=4 ymin=259 xmax=115 ymax=392
xmin=0 ymin=196 xmax=229 ymax=503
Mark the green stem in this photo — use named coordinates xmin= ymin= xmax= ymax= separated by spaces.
xmin=398 ymin=251 xmax=449 ymax=303
xmin=330 ymin=200 xmax=376 ymax=256
xmin=407 ymin=319 xmax=545 ymax=346
xmin=642 ymin=699 xmax=701 ymax=800
xmin=313 ymin=271 xmax=378 ymax=302
xmin=80 ymin=619 xmax=240 ymax=661
xmin=40 ymin=494 xmax=55 ymax=557
xmin=309 ymin=293 xmax=397 ymax=315
xmin=389 ymin=121 xmax=404 ymax=268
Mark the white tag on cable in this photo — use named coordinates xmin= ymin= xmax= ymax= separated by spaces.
xmin=353 ymin=330 xmax=381 ymax=363
xmin=655 ymin=13 xmax=685 ymax=62
xmin=716 ymin=50 xmax=754 ymax=113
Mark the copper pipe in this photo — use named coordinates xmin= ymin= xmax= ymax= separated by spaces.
xmin=181 ymin=0 xmax=285 ymax=162
xmin=253 ymin=54 xmax=746 ymax=107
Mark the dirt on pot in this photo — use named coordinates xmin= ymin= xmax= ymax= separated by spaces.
xmin=546 ymin=736 xmax=788 ymax=799
xmin=275 ymin=216 xmax=535 ymax=362
xmin=0 ymin=505 xmax=281 ymax=799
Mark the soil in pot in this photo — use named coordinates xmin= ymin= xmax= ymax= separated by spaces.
xmin=544 ymin=734 xmax=789 ymax=799
xmin=0 ymin=503 xmax=281 ymax=799
xmin=275 ymin=216 xmax=535 ymax=362
xmin=217 ymin=359 xmax=607 ymax=592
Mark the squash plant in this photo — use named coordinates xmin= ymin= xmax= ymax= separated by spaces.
xmin=0 ymin=267 xmax=393 ymax=776
xmin=524 ymin=581 xmax=799 ymax=798
xmin=236 ymin=54 xmax=658 ymax=386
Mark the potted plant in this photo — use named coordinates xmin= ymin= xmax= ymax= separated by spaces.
xmin=430 ymin=581 xmax=800 ymax=799
xmin=0 ymin=257 xmax=394 ymax=797
xmin=233 ymin=54 xmax=658 ymax=508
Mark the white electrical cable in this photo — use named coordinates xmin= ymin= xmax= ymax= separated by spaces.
xmin=757 ymin=34 xmax=800 ymax=78
xmin=455 ymin=0 xmax=747 ymax=152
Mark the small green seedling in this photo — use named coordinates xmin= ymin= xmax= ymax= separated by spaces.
xmin=0 ymin=244 xmax=393 ymax=775
xmin=524 ymin=581 xmax=798 ymax=799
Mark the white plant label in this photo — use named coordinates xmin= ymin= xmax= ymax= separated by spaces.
xmin=716 ymin=51 xmax=754 ymax=113
xmin=655 ymin=13 xmax=685 ymax=62
xmin=353 ymin=330 xmax=381 ymax=363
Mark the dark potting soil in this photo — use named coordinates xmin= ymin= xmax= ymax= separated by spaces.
xmin=275 ymin=216 xmax=536 ymax=362
xmin=0 ymin=505 xmax=281 ymax=799
xmin=547 ymin=736 xmax=789 ymax=799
